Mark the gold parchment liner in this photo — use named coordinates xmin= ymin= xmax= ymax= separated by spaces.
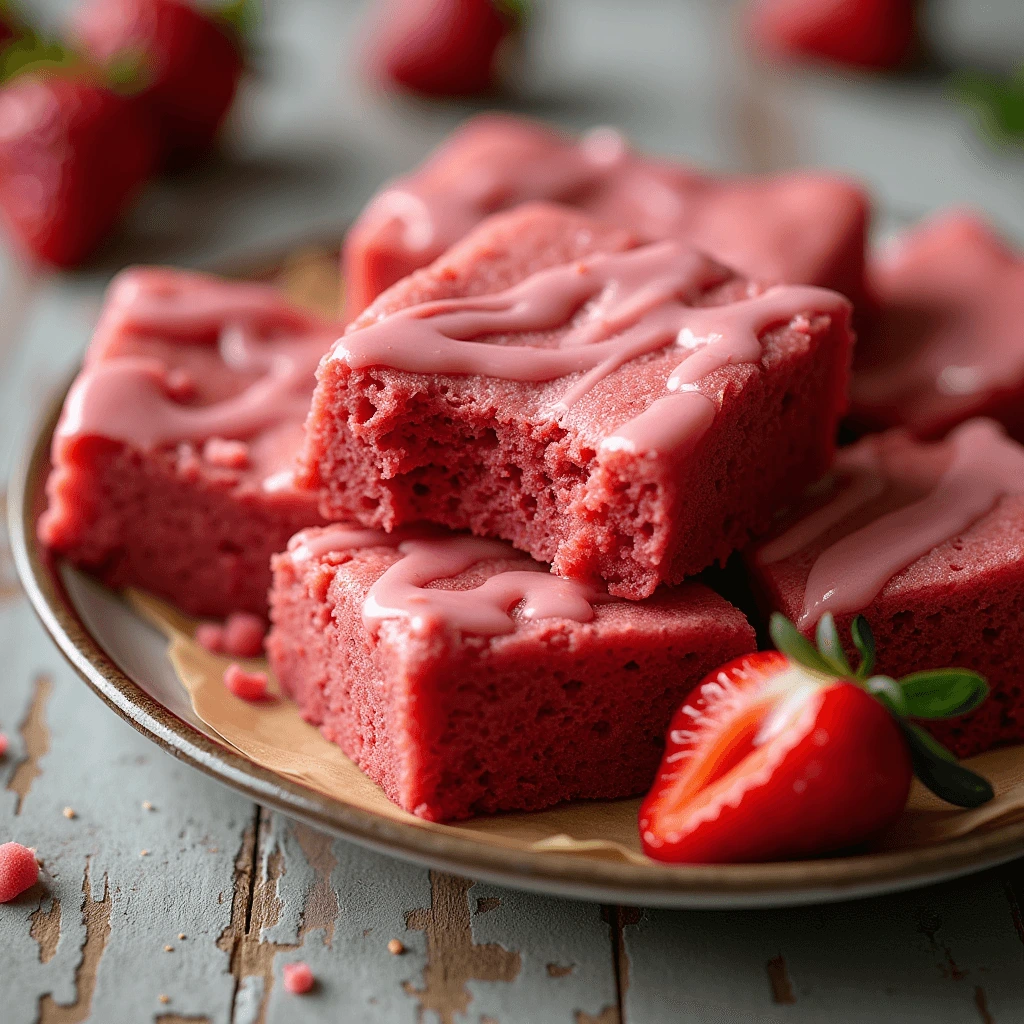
xmin=129 ymin=590 xmax=1024 ymax=867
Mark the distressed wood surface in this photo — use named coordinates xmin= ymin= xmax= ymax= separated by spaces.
xmin=3 ymin=0 xmax=1024 ymax=1021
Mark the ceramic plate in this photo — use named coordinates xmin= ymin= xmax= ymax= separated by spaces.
xmin=10 ymin=250 xmax=1024 ymax=910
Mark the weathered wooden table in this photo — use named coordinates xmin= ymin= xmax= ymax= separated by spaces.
xmin=3 ymin=2 xmax=1024 ymax=1020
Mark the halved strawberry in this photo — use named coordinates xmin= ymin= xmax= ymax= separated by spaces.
xmin=640 ymin=614 xmax=993 ymax=864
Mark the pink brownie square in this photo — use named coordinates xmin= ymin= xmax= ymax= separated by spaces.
xmin=747 ymin=418 xmax=1024 ymax=758
xmin=267 ymin=524 xmax=756 ymax=821
xmin=301 ymin=202 xmax=854 ymax=600
xmin=343 ymin=113 xmax=869 ymax=318
xmin=39 ymin=267 xmax=336 ymax=618
xmin=850 ymin=211 xmax=1024 ymax=440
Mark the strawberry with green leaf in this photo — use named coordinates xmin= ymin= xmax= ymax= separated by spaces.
xmin=0 ymin=41 xmax=159 ymax=267
xmin=70 ymin=0 xmax=250 ymax=164
xmin=640 ymin=613 xmax=993 ymax=864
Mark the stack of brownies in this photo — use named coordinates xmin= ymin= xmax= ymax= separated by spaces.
xmin=40 ymin=115 xmax=1024 ymax=822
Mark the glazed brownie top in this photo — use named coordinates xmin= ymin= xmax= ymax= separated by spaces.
xmin=346 ymin=113 xmax=867 ymax=311
xmin=752 ymin=418 xmax=1024 ymax=627
xmin=55 ymin=266 xmax=340 ymax=497
xmin=332 ymin=203 xmax=851 ymax=467
xmin=281 ymin=523 xmax=747 ymax=646
xmin=852 ymin=212 xmax=1024 ymax=435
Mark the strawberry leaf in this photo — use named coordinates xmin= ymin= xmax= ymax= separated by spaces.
xmin=865 ymin=675 xmax=908 ymax=717
xmin=899 ymin=669 xmax=989 ymax=720
xmin=815 ymin=613 xmax=852 ymax=675
xmin=769 ymin=613 xmax=834 ymax=676
xmin=901 ymin=722 xmax=994 ymax=808
xmin=494 ymin=0 xmax=529 ymax=28
xmin=219 ymin=0 xmax=260 ymax=41
xmin=850 ymin=615 xmax=876 ymax=679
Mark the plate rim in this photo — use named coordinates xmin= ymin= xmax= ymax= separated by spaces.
xmin=11 ymin=379 xmax=1024 ymax=911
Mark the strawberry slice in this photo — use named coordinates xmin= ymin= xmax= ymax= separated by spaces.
xmin=640 ymin=614 xmax=994 ymax=864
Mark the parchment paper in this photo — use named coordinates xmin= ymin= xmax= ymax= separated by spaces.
xmin=129 ymin=590 xmax=1024 ymax=866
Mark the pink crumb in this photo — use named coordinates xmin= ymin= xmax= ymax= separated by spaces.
xmin=196 ymin=623 xmax=225 ymax=654
xmin=223 ymin=663 xmax=270 ymax=702
xmin=165 ymin=368 xmax=197 ymax=402
xmin=0 ymin=842 xmax=39 ymax=902
xmin=283 ymin=961 xmax=315 ymax=994
xmin=0 ymin=733 xmax=8 ymax=757
xmin=202 ymin=438 xmax=250 ymax=469
xmin=222 ymin=612 xmax=268 ymax=658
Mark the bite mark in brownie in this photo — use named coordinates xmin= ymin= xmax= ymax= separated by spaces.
xmin=748 ymin=419 xmax=1024 ymax=757
xmin=302 ymin=203 xmax=854 ymax=599
xmin=268 ymin=524 xmax=756 ymax=821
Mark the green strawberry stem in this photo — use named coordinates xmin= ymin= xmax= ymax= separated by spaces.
xmin=219 ymin=0 xmax=261 ymax=41
xmin=952 ymin=66 xmax=1024 ymax=146
xmin=768 ymin=612 xmax=995 ymax=809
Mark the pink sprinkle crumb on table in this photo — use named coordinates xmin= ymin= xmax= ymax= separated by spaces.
xmin=0 ymin=842 xmax=39 ymax=902
xmin=223 ymin=663 xmax=270 ymax=702
xmin=0 ymin=733 xmax=8 ymax=757
xmin=222 ymin=612 xmax=268 ymax=658
xmin=283 ymin=961 xmax=315 ymax=994
xmin=196 ymin=623 xmax=225 ymax=654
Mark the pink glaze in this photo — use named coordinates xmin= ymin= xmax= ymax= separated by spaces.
xmin=283 ymin=962 xmax=315 ymax=995
xmin=268 ymin=523 xmax=757 ymax=820
xmin=223 ymin=663 xmax=270 ymax=702
xmin=852 ymin=212 xmax=1024 ymax=438
xmin=335 ymin=240 xmax=849 ymax=458
xmin=287 ymin=527 xmax=599 ymax=637
xmin=796 ymin=419 xmax=1024 ymax=625
xmin=0 ymin=733 xmax=8 ymax=757
xmin=40 ymin=267 xmax=335 ymax=618
xmin=306 ymin=203 xmax=854 ymax=599
xmin=0 ymin=842 xmax=38 ymax=902
xmin=222 ymin=612 xmax=268 ymax=658
xmin=196 ymin=623 xmax=225 ymax=654
xmin=344 ymin=114 xmax=869 ymax=317
xmin=59 ymin=267 xmax=336 ymax=469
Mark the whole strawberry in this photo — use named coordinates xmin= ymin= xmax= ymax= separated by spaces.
xmin=747 ymin=0 xmax=917 ymax=72
xmin=71 ymin=0 xmax=244 ymax=164
xmin=365 ymin=0 xmax=524 ymax=98
xmin=0 ymin=71 xmax=159 ymax=266
xmin=640 ymin=614 xmax=993 ymax=864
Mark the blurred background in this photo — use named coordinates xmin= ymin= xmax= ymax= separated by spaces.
xmin=1 ymin=0 xmax=1022 ymax=274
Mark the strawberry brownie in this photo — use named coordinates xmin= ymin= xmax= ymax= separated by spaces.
xmin=267 ymin=524 xmax=756 ymax=821
xmin=39 ymin=267 xmax=335 ymax=618
xmin=748 ymin=418 xmax=1024 ymax=757
xmin=342 ymin=113 xmax=869 ymax=318
xmin=851 ymin=212 xmax=1024 ymax=440
xmin=301 ymin=203 xmax=854 ymax=600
